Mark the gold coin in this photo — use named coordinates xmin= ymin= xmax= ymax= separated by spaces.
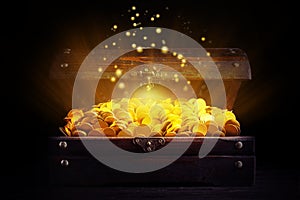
xmin=104 ymin=116 xmax=115 ymax=125
xmin=225 ymin=110 xmax=236 ymax=121
xmin=196 ymin=98 xmax=206 ymax=109
xmin=137 ymin=112 xmax=149 ymax=123
xmin=206 ymin=130 xmax=225 ymax=137
xmin=65 ymin=111 xmax=84 ymax=124
xmin=127 ymin=123 xmax=138 ymax=133
xmin=93 ymin=119 xmax=109 ymax=129
xmin=117 ymin=129 xmax=133 ymax=137
xmin=103 ymin=127 xmax=117 ymax=137
xmin=205 ymin=120 xmax=219 ymax=134
xmin=115 ymin=110 xmax=131 ymax=121
xmin=161 ymin=120 xmax=172 ymax=133
xmin=160 ymin=102 xmax=174 ymax=113
xmin=80 ymin=116 xmax=98 ymax=124
xmin=112 ymin=108 xmax=123 ymax=115
xmin=88 ymin=128 xmax=105 ymax=137
xmin=128 ymin=109 xmax=136 ymax=121
xmin=111 ymin=102 xmax=121 ymax=110
xmin=66 ymin=109 xmax=84 ymax=118
xmin=194 ymin=132 xmax=205 ymax=137
xmin=224 ymin=124 xmax=241 ymax=136
xmin=129 ymin=98 xmax=142 ymax=108
xmin=141 ymin=114 xmax=152 ymax=125
xmin=188 ymin=98 xmax=197 ymax=105
xmin=149 ymin=106 xmax=162 ymax=119
xmin=167 ymin=123 xmax=181 ymax=133
xmin=166 ymin=113 xmax=179 ymax=121
xmin=110 ymin=124 xmax=121 ymax=134
xmin=221 ymin=126 xmax=226 ymax=134
xmin=135 ymin=133 xmax=146 ymax=137
xmin=72 ymin=130 xmax=87 ymax=137
xmin=199 ymin=113 xmax=214 ymax=123
xmin=76 ymin=123 xmax=93 ymax=133
xmin=178 ymin=125 xmax=189 ymax=132
xmin=214 ymin=113 xmax=226 ymax=127
xmin=62 ymin=126 xmax=72 ymax=136
xmin=136 ymin=105 xmax=149 ymax=116
xmin=151 ymin=124 xmax=163 ymax=132
xmin=150 ymin=132 xmax=163 ymax=137
xmin=114 ymin=121 xmax=128 ymax=130
xmin=176 ymin=132 xmax=190 ymax=137
xmin=99 ymin=107 xmax=112 ymax=114
xmin=173 ymin=106 xmax=182 ymax=115
xmin=150 ymin=119 xmax=161 ymax=126
xmin=182 ymin=116 xmax=199 ymax=126
xmin=84 ymin=111 xmax=98 ymax=117
xmin=164 ymin=132 xmax=176 ymax=137
xmin=184 ymin=121 xmax=198 ymax=131
xmin=192 ymin=122 xmax=207 ymax=135
xmin=133 ymin=124 xmax=151 ymax=137
xmin=90 ymin=107 xmax=101 ymax=113
xmin=159 ymin=113 xmax=168 ymax=123
xmin=225 ymin=119 xmax=240 ymax=127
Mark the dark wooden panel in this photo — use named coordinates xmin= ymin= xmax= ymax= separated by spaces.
xmin=48 ymin=136 xmax=255 ymax=156
xmin=48 ymin=155 xmax=255 ymax=186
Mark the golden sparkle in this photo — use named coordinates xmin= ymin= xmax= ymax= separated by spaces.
xmin=136 ymin=46 xmax=143 ymax=53
xmin=110 ymin=76 xmax=116 ymax=82
xmin=161 ymin=46 xmax=169 ymax=54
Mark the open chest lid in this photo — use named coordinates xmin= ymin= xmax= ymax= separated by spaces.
xmin=50 ymin=47 xmax=251 ymax=80
xmin=50 ymin=47 xmax=251 ymax=110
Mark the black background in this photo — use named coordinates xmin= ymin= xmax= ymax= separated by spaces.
xmin=2 ymin=0 xmax=298 ymax=199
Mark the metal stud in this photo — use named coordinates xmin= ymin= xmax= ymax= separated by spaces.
xmin=235 ymin=160 xmax=243 ymax=168
xmin=158 ymin=138 xmax=165 ymax=145
xmin=147 ymin=141 xmax=152 ymax=146
xmin=235 ymin=141 xmax=243 ymax=149
xmin=146 ymin=146 xmax=152 ymax=152
xmin=58 ymin=141 xmax=67 ymax=149
xmin=60 ymin=159 xmax=69 ymax=167
xmin=134 ymin=138 xmax=140 ymax=144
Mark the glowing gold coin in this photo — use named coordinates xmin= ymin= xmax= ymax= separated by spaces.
xmin=141 ymin=114 xmax=152 ymax=125
xmin=192 ymin=122 xmax=208 ymax=136
xmin=225 ymin=110 xmax=236 ymax=121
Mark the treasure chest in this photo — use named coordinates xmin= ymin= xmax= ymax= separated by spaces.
xmin=48 ymin=38 xmax=255 ymax=186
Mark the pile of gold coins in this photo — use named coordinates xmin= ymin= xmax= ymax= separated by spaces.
xmin=62 ymin=98 xmax=241 ymax=137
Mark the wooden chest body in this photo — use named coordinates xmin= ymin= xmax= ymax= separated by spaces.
xmin=48 ymin=47 xmax=254 ymax=186
xmin=48 ymin=136 xmax=255 ymax=186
